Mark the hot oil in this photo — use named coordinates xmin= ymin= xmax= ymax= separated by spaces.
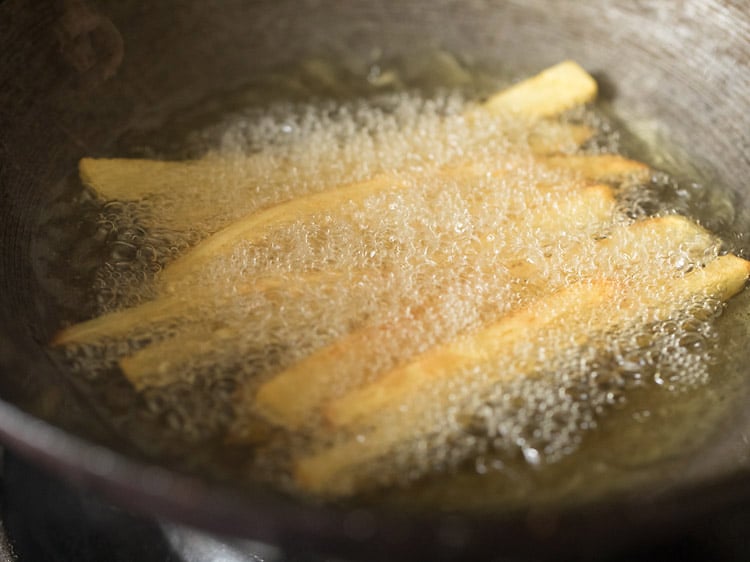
xmin=36 ymin=52 xmax=750 ymax=511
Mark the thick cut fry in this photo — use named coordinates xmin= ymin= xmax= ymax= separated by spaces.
xmin=295 ymin=255 xmax=750 ymax=495
xmin=483 ymin=61 xmax=597 ymax=118
xmin=120 ymin=184 xmax=616 ymax=390
xmin=237 ymin=185 xmax=614 ymax=429
xmin=158 ymin=173 xmax=411 ymax=285
xmin=543 ymin=154 xmax=651 ymax=184
xmin=323 ymin=222 xmax=722 ymax=429
xmin=51 ymin=271 xmax=343 ymax=347
xmin=527 ymin=123 xmax=594 ymax=154
xmin=79 ymin=157 xmax=236 ymax=203
xmin=159 ymin=152 xmax=649 ymax=287
xmin=117 ymin=270 xmax=372 ymax=390
xmin=80 ymin=61 xmax=598 ymax=202
xmin=80 ymin=122 xmax=594 ymax=205
xmin=240 ymin=213 xmax=714 ymax=431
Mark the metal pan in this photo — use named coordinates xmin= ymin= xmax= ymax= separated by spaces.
xmin=2 ymin=0 xmax=750 ymax=558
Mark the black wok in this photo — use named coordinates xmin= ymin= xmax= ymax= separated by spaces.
xmin=2 ymin=0 xmax=750 ymax=559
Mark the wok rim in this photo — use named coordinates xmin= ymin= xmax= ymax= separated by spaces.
xmin=2 ymin=0 xmax=750 ymax=557
xmin=1 ymin=394 xmax=749 ymax=559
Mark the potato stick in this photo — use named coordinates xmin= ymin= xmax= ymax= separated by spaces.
xmin=527 ymin=123 xmax=594 ymax=155
xmin=542 ymin=154 xmax=651 ymax=184
xmin=239 ymin=185 xmax=614 ymax=429
xmin=65 ymin=163 xmax=618 ymax=342
xmin=300 ymin=280 xmax=613 ymax=495
xmin=159 ymin=150 xmax=650 ymax=287
xmin=122 ymin=184 xmax=616 ymax=392
xmin=325 ymin=216 xmax=724 ymax=426
xmin=80 ymin=62 xmax=597 ymax=202
xmin=119 ymin=212 xmax=712 ymax=395
xmin=51 ymin=270 xmax=343 ymax=347
xmin=243 ymin=213 xmax=713 ymax=431
xmin=296 ymin=255 xmax=750 ymax=495
xmin=80 ymin=122 xmax=592 ymax=206
xmin=158 ymin=173 xmax=413 ymax=285
xmin=117 ymin=270 xmax=373 ymax=390
xmin=483 ymin=60 xmax=597 ymax=118
xmin=78 ymin=157 xmax=236 ymax=203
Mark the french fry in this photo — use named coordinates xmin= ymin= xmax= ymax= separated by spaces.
xmin=543 ymin=154 xmax=651 ymax=184
xmin=121 ymin=184 xmax=616 ymax=391
xmin=295 ymin=254 xmax=750 ymax=495
xmin=80 ymin=61 xmax=598 ymax=202
xmin=158 ymin=151 xmax=650 ymax=287
xmin=527 ymin=123 xmax=594 ymax=155
xmin=117 ymin=269 xmax=375 ymax=390
xmin=234 ymin=184 xmax=613 ymax=429
xmin=78 ymin=156 xmax=236 ymax=204
xmin=80 ymin=123 xmax=595 ymax=203
xmin=158 ymin=173 xmax=412 ymax=286
xmin=324 ymin=214 xmax=717 ymax=429
xmin=483 ymin=60 xmax=597 ymax=118
xmin=51 ymin=271 xmax=343 ymax=347
xmin=238 ymin=213 xmax=714 ymax=432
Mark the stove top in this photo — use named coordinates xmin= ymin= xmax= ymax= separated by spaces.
xmin=1 ymin=450 xmax=749 ymax=561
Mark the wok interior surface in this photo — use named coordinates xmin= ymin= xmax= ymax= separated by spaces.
xmin=2 ymin=0 xmax=750 ymax=557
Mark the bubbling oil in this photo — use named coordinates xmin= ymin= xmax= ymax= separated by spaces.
xmin=39 ymin=53 xmax=750 ymax=510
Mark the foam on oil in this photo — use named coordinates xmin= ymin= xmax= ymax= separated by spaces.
xmin=41 ymin=53 xmax=750 ymax=509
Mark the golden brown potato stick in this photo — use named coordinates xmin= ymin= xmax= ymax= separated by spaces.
xmin=483 ymin=60 xmax=597 ymax=118
xmin=296 ymin=254 xmax=750 ymax=496
xmin=299 ymin=280 xmax=614 ymax=495
xmin=51 ymin=271 xmax=342 ymax=347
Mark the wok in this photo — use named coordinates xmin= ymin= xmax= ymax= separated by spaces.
xmin=2 ymin=0 xmax=750 ymax=559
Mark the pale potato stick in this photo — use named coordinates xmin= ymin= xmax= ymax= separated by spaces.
xmin=117 ymin=270 xmax=371 ymax=390
xmin=51 ymin=270 xmax=343 ymax=347
xmin=240 ymin=184 xmax=615 ymax=430
xmin=300 ymin=280 xmax=614 ymax=495
xmin=80 ymin=122 xmax=593 ymax=205
xmin=483 ymin=60 xmax=597 ymax=118
xmin=78 ymin=157 xmax=235 ymax=203
xmin=296 ymin=254 xmax=750 ymax=495
xmin=81 ymin=62 xmax=597 ymax=202
xmin=325 ymin=216 xmax=715 ymax=426
xmin=158 ymin=173 xmax=412 ymax=285
xmin=541 ymin=153 xmax=650 ymax=183
xmin=120 ymin=324 xmax=236 ymax=390
xmin=243 ymin=212 xmax=713 ymax=432
xmin=239 ymin=215 xmax=715 ymax=435
xmin=159 ymin=152 xmax=646 ymax=288
xmin=543 ymin=154 xmax=651 ymax=184
xmin=124 ymin=184 xmax=616 ymax=393
xmin=527 ymin=123 xmax=595 ymax=155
